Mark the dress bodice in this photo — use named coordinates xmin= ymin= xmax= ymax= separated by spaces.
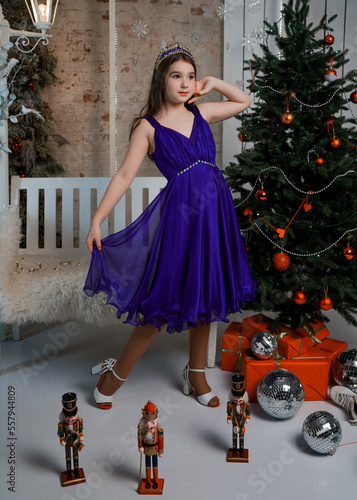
xmin=144 ymin=106 xmax=216 ymax=179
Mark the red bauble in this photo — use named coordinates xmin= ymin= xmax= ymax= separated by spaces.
xmin=315 ymin=157 xmax=325 ymax=167
xmin=244 ymin=245 xmax=251 ymax=253
xmin=249 ymin=82 xmax=257 ymax=93
xmin=330 ymin=137 xmax=341 ymax=149
xmin=324 ymin=33 xmax=335 ymax=45
xmin=350 ymin=91 xmax=357 ymax=103
xmin=319 ymin=296 xmax=333 ymax=311
xmin=272 ymin=252 xmax=290 ymax=271
xmin=238 ymin=131 xmax=248 ymax=142
xmin=255 ymin=188 xmax=268 ymax=201
xmin=293 ymin=290 xmax=307 ymax=305
xmin=281 ymin=112 xmax=294 ymax=125
xmin=342 ymin=246 xmax=356 ymax=260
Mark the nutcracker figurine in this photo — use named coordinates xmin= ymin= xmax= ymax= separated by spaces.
xmin=226 ymin=374 xmax=251 ymax=462
xmin=137 ymin=400 xmax=164 ymax=494
xmin=57 ymin=392 xmax=86 ymax=486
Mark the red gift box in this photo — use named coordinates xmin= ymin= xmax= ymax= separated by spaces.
xmin=242 ymin=314 xmax=274 ymax=340
xmin=240 ymin=338 xmax=348 ymax=402
xmin=242 ymin=314 xmax=309 ymax=359
xmin=222 ymin=322 xmax=250 ymax=372
xmin=298 ymin=319 xmax=331 ymax=347
xmin=277 ymin=330 xmax=309 ymax=359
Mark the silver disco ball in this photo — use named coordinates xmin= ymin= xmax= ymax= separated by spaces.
xmin=332 ymin=348 xmax=357 ymax=394
xmin=251 ymin=331 xmax=278 ymax=360
xmin=257 ymin=369 xmax=305 ymax=419
xmin=302 ymin=411 xmax=342 ymax=455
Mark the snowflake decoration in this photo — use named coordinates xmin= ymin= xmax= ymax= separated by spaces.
xmin=251 ymin=27 xmax=265 ymax=45
xmin=130 ymin=20 xmax=148 ymax=38
xmin=216 ymin=3 xmax=234 ymax=21
xmin=242 ymin=34 xmax=255 ymax=50
xmin=235 ymin=79 xmax=245 ymax=89
xmin=247 ymin=0 xmax=262 ymax=13
xmin=191 ymin=32 xmax=202 ymax=47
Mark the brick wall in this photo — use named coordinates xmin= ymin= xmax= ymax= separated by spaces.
xmin=43 ymin=0 xmax=110 ymax=177
xmin=44 ymin=0 xmax=223 ymax=177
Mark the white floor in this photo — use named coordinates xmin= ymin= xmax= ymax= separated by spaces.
xmin=1 ymin=309 xmax=357 ymax=500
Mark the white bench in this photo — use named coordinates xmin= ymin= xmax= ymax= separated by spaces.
xmin=0 ymin=176 xmax=217 ymax=371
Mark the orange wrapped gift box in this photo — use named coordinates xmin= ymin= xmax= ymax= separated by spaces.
xmin=222 ymin=322 xmax=249 ymax=372
xmin=298 ymin=319 xmax=331 ymax=347
xmin=277 ymin=330 xmax=309 ymax=359
xmin=242 ymin=314 xmax=275 ymax=340
xmin=242 ymin=314 xmax=309 ymax=359
xmin=240 ymin=338 xmax=348 ymax=402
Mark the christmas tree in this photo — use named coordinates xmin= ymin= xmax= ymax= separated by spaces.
xmin=225 ymin=0 xmax=357 ymax=331
xmin=2 ymin=0 xmax=65 ymax=177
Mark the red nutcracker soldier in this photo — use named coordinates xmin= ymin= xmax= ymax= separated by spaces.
xmin=137 ymin=400 xmax=164 ymax=494
xmin=227 ymin=374 xmax=251 ymax=462
xmin=57 ymin=393 xmax=86 ymax=486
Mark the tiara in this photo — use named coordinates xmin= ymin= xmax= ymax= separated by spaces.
xmin=154 ymin=42 xmax=194 ymax=72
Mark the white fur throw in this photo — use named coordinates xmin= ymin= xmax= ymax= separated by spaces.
xmin=0 ymin=208 xmax=118 ymax=326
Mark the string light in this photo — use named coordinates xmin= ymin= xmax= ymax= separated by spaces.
xmin=236 ymin=167 xmax=357 ymax=207
xmin=251 ymin=82 xmax=341 ymax=108
xmin=253 ymin=225 xmax=357 ymax=257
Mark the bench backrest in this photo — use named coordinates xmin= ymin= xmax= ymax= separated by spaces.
xmin=10 ymin=176 xmax=167 ymax=257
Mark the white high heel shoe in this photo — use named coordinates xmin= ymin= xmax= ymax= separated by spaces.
xmin=91 ymin=358 xmax=127 ymax=410
xmin=182 ymin=364 xmax=220 ymax=407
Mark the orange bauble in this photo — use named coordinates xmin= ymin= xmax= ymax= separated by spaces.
xmin=255 ymin=188 xmax=268 ymax=201
xmin=350 ymin=91 xmax=357 ymax=103
xmin=315 ymin=157 xmax=325 ymax=167
xmin=244 ymin=245 xmax=251 ymax=253
xmin=319 ymin=296 xmax=333 ymax=311
xmin=293 ymin=290 xmax=307 ymax=305
xmin=324 ymin=33 xmax=335 ymax=45
xmin=342 ymin=246 xmax=356 ymax=260
xmin=281 ymin=112 xmax=294 ymax=125
xmin=238 ymin=131 xmax=248 ymax=142
xmin=272 ymin=252 xmax=290 ymax=271
xmin=330 ymin=137 xmax=341 ymax=149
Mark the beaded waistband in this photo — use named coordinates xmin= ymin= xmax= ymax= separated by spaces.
xmin=177 ymin=160 xmax=217 ymax=176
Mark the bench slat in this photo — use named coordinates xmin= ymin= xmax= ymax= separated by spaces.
xmin=79 ymin=186 xmax=91 ymax=250
xmin=44 ymin=186 xmax=57 ymax=250
xmin=61 ymin=188 xmax=74 ymax=249
xmin=26 ymin=186 xmax=39 ymax=251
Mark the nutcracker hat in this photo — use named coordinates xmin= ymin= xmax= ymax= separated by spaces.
xmin=231 ymin=374 xmax=245 ymax=396
xmin=142 ymin=400 xmax=158 ymax=421
xmin=62 ymin=392 xmax=77 ymax=412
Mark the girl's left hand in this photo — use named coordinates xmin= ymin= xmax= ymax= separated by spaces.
xmin=188 ymin=76 xmax=216 ymax=104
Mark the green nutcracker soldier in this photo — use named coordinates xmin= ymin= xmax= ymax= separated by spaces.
xmin=57 ymin=392 xmax=86 ymax=486
xmin=227 ymin=374 xmax=251 ymax=462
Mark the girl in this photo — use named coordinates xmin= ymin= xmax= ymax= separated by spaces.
xmin=84 ymin=43 xmax=257 ymax=410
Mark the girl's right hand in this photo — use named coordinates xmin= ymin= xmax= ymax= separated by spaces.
xmin=86 ymin=225 xmax=102 ymax=253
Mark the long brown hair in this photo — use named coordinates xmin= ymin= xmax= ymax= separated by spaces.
xmin=130 ymin=52 xmax=197 ymax=139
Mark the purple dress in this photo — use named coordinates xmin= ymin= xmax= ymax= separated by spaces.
xmin=84 ymin=106 xmax=257 ymax=333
